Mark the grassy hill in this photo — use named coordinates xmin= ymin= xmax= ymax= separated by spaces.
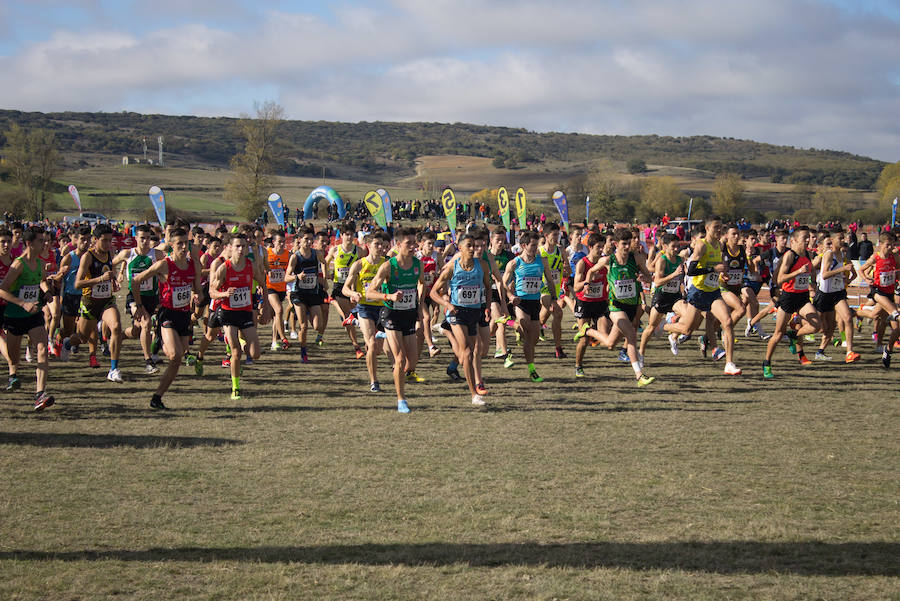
xmin=0 ymin=109 xmax=887 ymax=222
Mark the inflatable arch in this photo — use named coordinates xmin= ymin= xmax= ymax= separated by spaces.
xmin=303 ymin=186 xmax=346 ymax=220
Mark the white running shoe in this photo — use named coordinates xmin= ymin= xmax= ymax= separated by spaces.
xmin=744 ymin=322 xmax=754 ymax=337
xmin=724 ymin=362 xmax=742 ymax=375
xmin=290 ymin=331 xmax=298 ymax=340
xmin=270 ymin=340 xmax=279 ymax=351
xmin=668 ymin=333 xmax=679 ymax=356
xmin=107 ymin=368 xmax=123 ymax=383
xmin=471 ymin=394 xmax=486 ymax=406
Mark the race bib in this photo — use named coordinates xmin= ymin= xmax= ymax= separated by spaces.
xmin=424 ymin=271 xmax=435 ymax=286
xmin=139 ymin=275 xmax=153 ymax=292
xmin=457 ymin=285 xmax=483 ymax=305
xmin=18 ymin=285 xmax=39 ymax=303
xmin=336 ymin=267 xmax=350 ymax=283
xmin=92 ymin=280 xmax=112 ymax=299
xmin=726 ymin=269 xmax=743 ymax=285
xmin=879 ymin=271 xmax=895 ymax=287
xmin=393 ymin=288 xmax=417 ymax=310
xmin=298 ymin=272 xmax=317 ymax=289
xmin=269 ymin=268 xmax=285 ymax=284
xmin=613 ymin=278 xmax=637 ymax=299
xmin=703 ymin=271 xmax=720 ymax=288
xmin=585 ymin=282 xmax=605 ymax=299
xmin=230 ymin=286 xmax=250 ymax=308
xmin=794 ymin=273 xmax=811 ymax=290
xmin=522 ymin=276 xmax=542 ymax=295
xmin=662 ymin=278 xmax=681 ymax=293
xmin=550 ymin=271 xmax=561 ymax=284
xmin=173 ymin=285 xmax=191 ymax=309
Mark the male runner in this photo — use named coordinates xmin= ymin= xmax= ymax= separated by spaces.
xmin=72 ymin=224 xmax=124 ymax=382
xmin=538 ymin=223 xmax=569 ymax=358
xmin=503 ymin=230 xmax=556 ymax=383
xmin=0 ymin=226 xmax=54 ymax=410
xmin=812 ymin=229 xmax=859 ymax=362
xmin=366 ymin=227 xmax=426 ymax=413
xmin=431 ymin=233 xmax=493 ymax=405
xmin=210 ymin=233 xmax=266 ymax=399
xmin=134 ymin=228 xmax=202 ymax=409
xmin=285 ymin=227 xmax=326 ymax=363
xmin=639 ymin=233 xmax=684 ymax=357
xmin=343 ymin=230 xmax=389 ymax=392
xmin=266 ymin=231 xmax=291 ymax=351
xmin=325 ymin=222 xmax=365 ymax=358
xmin=113 ymin=224 xmax=162 ymax=374
xmin=762 ymin=226 xmax=822 ymax=378
xmin=572 ymin=232 xmax=612 ymax=376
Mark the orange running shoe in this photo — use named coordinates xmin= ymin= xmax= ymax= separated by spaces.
xmin=799 ymin=355 xmax=813 ymax=366
xmin=845 ymin=351 xmax=861 ymax=363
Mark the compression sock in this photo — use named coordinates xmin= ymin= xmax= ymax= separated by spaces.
xmin=110 ymin=359 xmax=118 ymax=370
xmin=231 ymin=375 xmax=240 ymax=390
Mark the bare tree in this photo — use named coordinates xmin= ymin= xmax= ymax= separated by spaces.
xmin=2 ymin=124 xmax=59 ymax=219
xmin=225 ymin=101 xmax=285 ymax=221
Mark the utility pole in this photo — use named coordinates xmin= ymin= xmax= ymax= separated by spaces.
xmin=158 ymin=136 xmax=164 ymax=167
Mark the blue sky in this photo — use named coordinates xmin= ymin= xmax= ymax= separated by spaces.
xmin=1 ymin=0 xmax=898 ymax=161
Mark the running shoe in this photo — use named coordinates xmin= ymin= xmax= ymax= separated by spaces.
xmin=231 ymin=388 xmax=242 ymax=400
xmin=845 ymin=351 xmax=861 ymax=363
xmin=668 ymin=333 xmax=679 ymax=356
xmin=529 ymin=369 xmax=544 ymax=383
xmin=370 ymin=381 xmax=382 ymax=392
xmin=100 ymin=342 xmax=110 ymax=357
xmin=677 ymin=333 xmax=691 ymax=344
xmin=555 ymin=347 xmax=567 ymax=359
xmin=290 ymin=331 xmax=298 ymax=339
xmin=270 ymin=340 xmax=279 ymax=351
xmin=471 ymin=394 xmax=486 ymax=406
xmin=149 ymin=394 xmax=168 ymax=410
xmin=428 ymin=345 xmax=441 ymax=358
xmin=538 ymin=332 xmax=546 ymax=342
xmin=617 ymin=348 xmax=629 ymax=362
xmin=60 ymin=339 xmax=70 ymax=362
xmin=494 ymin=349 xmax=506 ymax=358
xmin=448 ymin=369 xmax=463 ymax=382
xmin=699 ymin=335 xmax=708 ymax=358
xmin=281 ymin=339 xmax=290 ymax=350
xmin=33 ymin=391 xmax=55 ymax=412
xmin=194 ymin=358 xmax=203 ymax=376
xmin=762 ymin=364 xmax=774 ymax=379
xmin=803 ymin=334 xmax=816 ymax=343
xmin=342 ymin=314 xmax=356 ymax=327
xmin=315 ymin=333 xmax=324 ymax=346
xmin=6 ymin=375 xmax=21 ymax=391
xmin=787 ymin=332 xmax=797 ymax=355
xmin=574 ymin=323 xmax=590 ymax=342
xmin=814 ymin=351 xmax=832 ymax=361
xmin=406 ymin=371 xmax=426 ymax=383
xmin=397 ymin=399 xmax=410 ymax=413
xmin=496 ymin=315 xmax=512 ymax=325
xmin=375 ymin=331 xmax=387 ymax=340
xmin=145 ymin=360 xmax=160 ymax=375
xmin=515 ymin=331 xmax=522 ymax=346
xmin=503 ymin=354 xmax=515 ymax=369
xmin=89 ymin=355 xmax=100 ymax=368
xmin=244 ymin=356 xmax=254 ymax=366
xmin=475 ymin=382 xmax=488 ymax=395
xmin=574 ymin=366 xmax=585 ymax=378
xmin=723 ymin=362 xmax=742 ymax=375
xmin=636 ymin=374 xmax=655 ymax=387
xmin=184 ymin=354 xmax=197 ymax=367
xmin=107 ymin=368 xmax=123 ymax=383
xmin=355 ymin=346 xmax=366 ymax=359
xmin=712 ymin=347 xmax=726 ymax=361
xmin=744 ymin=322 xmax=755 ymax=337
xmin=300 ymin=350 xmax=309 ymax=364
xmin=222 ymin=358 xmax=231 ymax=368
xmin=882 ymin=348 xmax=891 ymax=369
xmin=49 ymin=344 xmax=59 ymax=359
xmin=798 ymin=355 xmax=813 ymax=366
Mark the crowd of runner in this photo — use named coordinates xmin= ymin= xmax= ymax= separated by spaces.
xmin=2 ymin=214 xmax=897 ymax=413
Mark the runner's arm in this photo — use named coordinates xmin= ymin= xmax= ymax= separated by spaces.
xmin=342 ymin=261 xmax=363 ymax=302
xmin=363 ymin=261 xmax=394 ymax=303
xmin=132 ymin=258 xmax=169 ymax=284
xmin=429 ymin=262 xmax=455 ymax=312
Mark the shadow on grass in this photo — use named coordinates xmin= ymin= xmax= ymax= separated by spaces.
xmin=1 ymin=540 xmax=896 ymax=575
xmin=0 ymin=432 xmax=242 ymax=448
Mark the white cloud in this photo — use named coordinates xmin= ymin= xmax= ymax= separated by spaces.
xmin=0 ymin=0 xmax=897 ymax=161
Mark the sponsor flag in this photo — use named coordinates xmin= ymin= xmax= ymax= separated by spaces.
xmin=68 ymin=185 xmax=83 ymax=213
xmin=148 ymin=185 xmax=166 ymax=225
xmin=363 ymin=190 xmax=387 ymax=229
xmin=893 ymin=197 xmax=898 ymax=229
xmin=585 ymin=195 xmax=590 ymax=224
xmin=687 ymin=197 xmax=694 ymax=222
xmin=515 ymin=187 xmax=527 ymax=230
xmin=268 ymin=193 xmax=286 ymax=227
xmin=497 ymin=187 xmax=511 ymax=235
xmin=552 ymin=190 xmax=569 ymax=232
xmin=441 ymin=188 xmax=457 ymax=239
xmin=377 ymin=188 xmax=393 ymax=224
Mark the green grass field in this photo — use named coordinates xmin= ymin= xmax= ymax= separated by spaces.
xmin=1 ymin=303 xmax=897 ymax=600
